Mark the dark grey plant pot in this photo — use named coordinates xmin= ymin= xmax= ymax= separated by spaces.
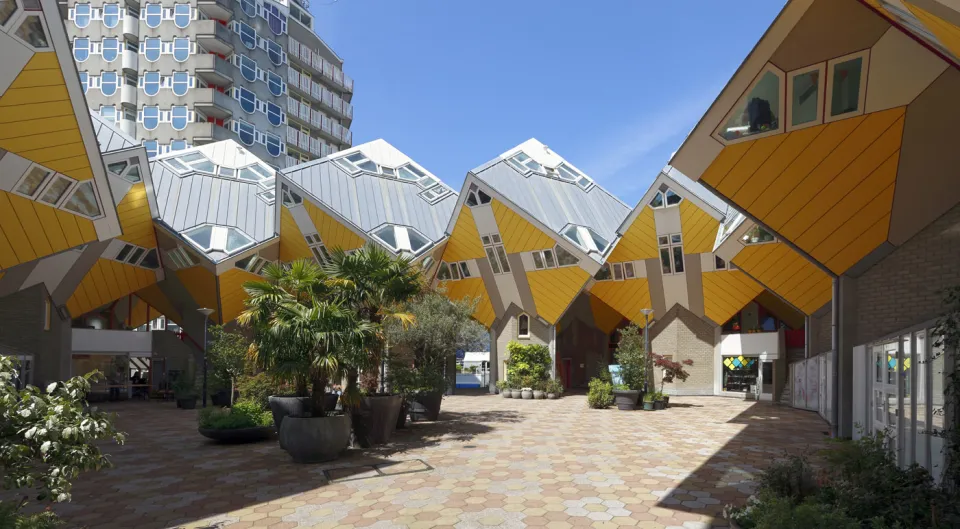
xmin=279 ymin=415 xmax=352 ymax=463
xmin=532 ymin=390 xmax=545 ymax=400
xmin=177 ymin=397 xmax=197 ymax=410
xmin=662 ymin=395 xmax=670 ymax=408
xmin=268 ymin=396 xmax=312 ymax=432
xmin=654 ymin=400 xmax=666 ymax=410
xmin=359 ymin=395 xmax=402 ymax=445
xmin=199 ymin=426 xmax=274 ymax=444
xmin=612 ymin=389 xmax=640 ymax=411
xmin=642 ymin=400 xmax=656 ymax=411
xmin=409 ymin=392 xmax=443 ymax=422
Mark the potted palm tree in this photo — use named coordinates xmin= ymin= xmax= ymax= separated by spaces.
xmin=240 ymin=259 xmax=374 ymax=463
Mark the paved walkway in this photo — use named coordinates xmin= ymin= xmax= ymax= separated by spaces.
xmin=48 ymin=395 xmax=830 ymax=529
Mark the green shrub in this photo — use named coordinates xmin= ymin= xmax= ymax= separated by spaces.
xmin=732 ymin=492 xmax=860 ymax=529
xmin=505 ymin=341 xmax=550 ymax=385
xmin=0 ymin=503 xmax=63 ymax=529
xmin=544 ymin=378 xmax=563 ymax=396
xmin=237 ymin=372 xmax=283 ymax=409
xmin=198 ymin=399 xmax=272 ymax=430
xmin=614 ymin=324 xmax=647 ymax=390
xmin=587 ymin=378 xmax=613 ymax=409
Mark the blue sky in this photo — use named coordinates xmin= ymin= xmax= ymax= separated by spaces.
xmin=310 ymin=0 xmax=783 ymax=205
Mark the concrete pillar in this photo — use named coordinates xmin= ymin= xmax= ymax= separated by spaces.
xmin=548 ymin=325 xmax=557 ymax=379
xmin=837 ymin=276 xmax=858 ymax=438
xmin=488 ymin=325 xmax=498 ymax=393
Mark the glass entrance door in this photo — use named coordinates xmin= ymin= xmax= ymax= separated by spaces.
xmin=872 ymin=341 xmax=901 ymax=457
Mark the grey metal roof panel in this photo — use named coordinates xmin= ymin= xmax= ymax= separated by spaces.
xmin=472 ymin=160 xmax=631 ymax=245
xmin=281 ymin=140 xmax=458 ymax=245
xmin=148 ymin=140 xmax=278 ymax=263
xmin=89 ymin=111 xmax=138 ymax=153
xmin=664 ymin=165 xmax=730 ymax=217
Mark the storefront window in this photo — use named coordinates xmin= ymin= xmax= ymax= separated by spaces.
xmin=72 ymin=354 xmax=129 ymax=400
xmin=722 ymin=355 xmax=758 ymax=393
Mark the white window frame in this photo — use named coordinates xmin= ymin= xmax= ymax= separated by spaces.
xmin=12 ymin=164 xmax=55 ymax=200
xmin=825 ymin=50 xmax=870 ymax=124
xmin=714 ymin=255 xmax=728 ymax=270
xmin=712 ymin=63 xmax=786 ymax=145
xmin=741 ymin=225 xmax=778 ymax=246
xmin=167 ymin=246 xmax=196 ymax=269
xmin=483 ymin=236 xmax=510 ymax=276
xmin=562 ymin=224 xmax=609 ymax=255
xmin=436 ymin=260 xmax=471 ymax=281
xmin=505 ymin=151 xmax=545 ymax=176
xmin=530 ymin=248 xmax=558 ymax=270
xmin=37 ymin=174 xmax=77 ymax=207
xmin=517 ymin=313 xmax=530 ymax=339
xmin=658 ymin=233 xmax=685 ymax=276
xmin=236 ymin=254 xmax=269 ymax=274
xmin=786 ymin=62 xmax=826 ymax=132
xmin=305 ymin=233 xmax=331 ymax=264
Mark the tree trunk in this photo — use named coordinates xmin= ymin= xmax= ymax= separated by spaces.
xmin=230 ymin=378 xmax=235 ymax=406
xmin=296 ymin=376 xmax=308 ymax=398
xmin=312 ymin=375 xmax=328 ymax=415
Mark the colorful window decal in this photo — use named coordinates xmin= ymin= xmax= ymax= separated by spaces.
xmin=724 ymin=355 xmax=756 ymax=370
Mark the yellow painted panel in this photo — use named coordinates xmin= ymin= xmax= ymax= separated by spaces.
xmin=589 ymin=279 xmax=652 ymax=324
xmin=702 ymin=271 xmax=764 ymax=326
xmin=176 ymin=266 xmax=220 ymax=323
xmin=749 ymin=117 xmax=867 ymax=220
xmin=827 ymin=214 xmax=892 ymax=275
xmin=116 ymin=183 xmax=158 ymax=249
xmin=799 ymin=153 xmax=899 ymax=251
xmin=440 ymin=277 xmax=495 ymax=328
xmin=0 ymin=229 xmax=17 ymax=269
xmin=732 ymin=126 xmax=824 ymax=209
xmin=732 ymin=243 xmax=833 ymax=315
xmin=525 ymin=266 xmax=590 ymax=325
xmin=763 ymin=108 xmax=904 ymax=231
xmin=905 ymin=2 xmax=960 ymax=61
xmin=818 ymin=186 xmax=896 ymax=274
xmin=442 ymin=206 xmax=485 ymax=262
xmin=608 ymin=207 xmax=658 ymax=261
xmin=9 ymin=68 xmax=64 ymax=89
xmin=678 ymin=200 xmax=720 ymax=254
xmin=0 ymin=101 xmax=74 ymax=123
xmin=279 ymin=207 xmax=313 ymax=263
xmin=715 ymin=134 xmax=788 ymax=198
xmin=0 ymin=116 xmax=77 ymax=140
xmin=8 ymin=194 xmax=53 ymax=258
xmin=135 ymin=284 xmax=183 ymax=326
xmin=781 ymin=118 xmax=904 ymax=240
xmin=22 ymin=52 xmax=59 ymax=70
xmin=491 ymin=199 xmax=555 ymax=253
xmin=0 ymin=86 xmax=70 ymax=107
xmin=46 ymin=156 xmax=91 ymax=175
xmin=55 ymin=209 xmax=85 ymax=249
xmin=62 ymin=167 xmax=93 ymax=182
xmin=0 ymin=129 xmax=82 ymax=156
xmin=700 ymin=140 xmax=754 ymax=188
xmin=754 ymin=290 xmax=805 ymax=330
xmin=303 ymin=200 xmax=366 ymax=252
xmin=0 ymin=191 xmax=38 ymax=264
xmin=32 ymin=202 xmax=68 ymax=253
xmin=19 ymin=142 xmax=87 ymax=164
xmin=219 ymin=267 xmax=262 ymax=324
xmin=77 ymin=215 xmax=97 ymax=242
xmin=588 ymin=294 xmax=624 ymax=335
xmin=127 ymin=298 xmax=149 ymax=328
xmin=64 ymin=259 xmax=159 ymax=317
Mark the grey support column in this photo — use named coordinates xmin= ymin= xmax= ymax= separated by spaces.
xmin=549 ymin=325 xmax=557 ymax=379
xmin=838 ymin=276 xmax=858 ymax=439
xmin=488 ymin=325 xmax=498 ymax=393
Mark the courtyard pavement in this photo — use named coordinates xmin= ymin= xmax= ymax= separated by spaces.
xmin=45 ymin=395 xmax=830 ymax=529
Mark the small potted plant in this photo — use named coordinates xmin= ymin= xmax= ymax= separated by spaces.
xmin=173 ymin=373 xmax=198 ymax=410
xmin=652 ymin=354 xmax=693 ymax=408
xmin=642 ymin=392 xmax=656 ymax=411
xmin=545 ymin=378 xmax=563 ymax=399
xmin=519 ymin=376 xmax=535 ymax=400
xmin=612 ymin=383 xmax=639 ymax=410
xmin=653 ymin=392 xmax=667 ymax=410
xmin=496 ymin=379 xmax=511 ymax=398
xmin=532 ymin=380 xmax=546 ymax=400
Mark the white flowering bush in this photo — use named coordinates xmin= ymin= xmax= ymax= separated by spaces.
xmin=0 ymin=355 xmax=125 ymax=510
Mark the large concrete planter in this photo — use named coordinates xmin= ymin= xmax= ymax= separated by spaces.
xmin=268 ymin=396 xmax=312 ymax=432
xmin=613 ymin=389 xmax=640 ymax=410
xmin=358 ymin=395 xmax=402 ymax=445
xmin=409 ymin=392 xmax=442 ymax=422
xmin=510 ymin=389 xmax=522 ymax=399
xmin=279 ymin=415 xmax=351 ymax=463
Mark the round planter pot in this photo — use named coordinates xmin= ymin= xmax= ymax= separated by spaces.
xmin=358 ymin=395 xmax=402 ymax=445
xmin=546 ymin=393 xmax=558 ymax=400
xmin=612 ymin=389 xmax=640 ymax=411
xmin=532 ymin=390 xmax=545 ymax=400
xmin=501 ymin=390 xmax=512 ymax=398
xmin=177 ymin=397 xmax=197 ymax=410
xmin=199 ymin=426 xmax=275 ymax=444
xmin=642 ymin=400 xmax=656 ymax=411
xmin=510 ymin=389 xmax=522 ymax=399
xmin=409 ymin=392 xmax=443 ymax=422
xmin=280 ymin=415 xmax=352 ymax=464
xmin=662 ymin=395 xmax=670 ymax=408
xmin=521 ymin=389 xmax=533 ymax=400
xmin=654 ymin=400 xmax=666 ymax=410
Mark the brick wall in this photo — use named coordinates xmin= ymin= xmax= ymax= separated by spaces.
xmin=809 ymin=309 xmax=833 ymax=356
xmin=650 ymin=305 xmax=717 ymax=395
xmin=495 ymin=310 xmax=551 ymax=383
xmin=855 ymin=203 xmax=960 ymax=344
xmin=0 ymin=285 xmax=70 ymax=387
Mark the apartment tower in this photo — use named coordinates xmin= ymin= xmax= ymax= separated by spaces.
xmin=61 ymin=0 xmax=353 ymax=166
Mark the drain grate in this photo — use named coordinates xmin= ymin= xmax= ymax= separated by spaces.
xmin=323 ymin=459 xmax=433 ymax=482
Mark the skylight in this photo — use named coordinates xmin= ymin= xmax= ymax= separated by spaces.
xmin=184 ymin=224 xmax=255 ymax=255
xmin=506 ymin=151 xmax=545 ymax=176
xmin=371 ymin=224 xmax=432 ymax=256
xmin=562 ymin=225 xmax=610 ymax=255
xmin=649 ymin=186 xmax=684 ymax=209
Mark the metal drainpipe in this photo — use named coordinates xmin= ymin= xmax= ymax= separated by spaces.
xmin=831 ymin=278 xmax=840 ymax=438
